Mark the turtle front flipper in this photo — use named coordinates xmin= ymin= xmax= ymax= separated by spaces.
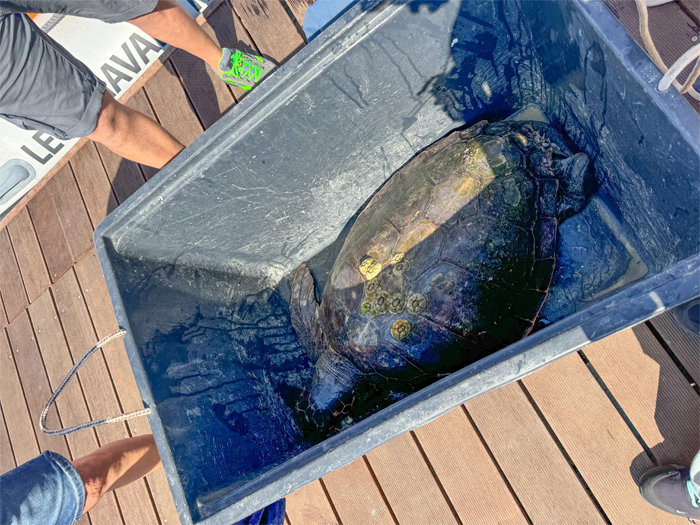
xmin=296 ymin=350 xmax=363 ymax=432
xmin=290 ymin=264 xmax=326 ymax=360
xmin=554 ymin=152 xmax=593 ymax=221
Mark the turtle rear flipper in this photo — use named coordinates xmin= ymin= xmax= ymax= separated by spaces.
xmin=554 ymin=152 xmax=593 ymax=221
xmin=296 ymin=350 xmax=363 ymax=433
xmin=290 ymin=264 xmax=326 ymax=360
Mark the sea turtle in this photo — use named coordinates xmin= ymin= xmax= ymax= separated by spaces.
xmin=290 ymin=119 xmax=593 ymax=431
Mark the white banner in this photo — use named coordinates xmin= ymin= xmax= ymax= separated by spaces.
xmin=0 ymin=1 xmax=207 ymax=219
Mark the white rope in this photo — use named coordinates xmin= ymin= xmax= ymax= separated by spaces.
xmin=659 ymin=43 xmax=700 ymax=93
xmin=634 ymin=0 xmax=700 ymax=100
xmin=40 ymin=329 xmax=152 ymax=436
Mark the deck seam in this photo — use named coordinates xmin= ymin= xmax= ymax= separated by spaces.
xmin=0 ymin=352 xmax=18 ymax=469
xmin=3 ymin=227 xmax=30 ymax=323
xmin=66 ymin=161 xmax=97 ymax=234
xmin=168 ymin=56 xmax=209 ymax=132
xmin=409 ymin=430 xmax=464 ymax=525
xmin=0 ymin=286 xmax=8 ymax=329
xmin=576 ymin=350 xmax=660 ymax=465
xmin=645 ymin=320 xmax=700 ymax=394
xmin=277 ymin=0 xmax=309 ymax=44
xmin=85 ymin=141 xmax=122 ymax=214
xmin=460 ymin=404 xmax=533 ymax=525
xmin=318 ymin=478 xmax=344 ymax=525
xmin=518 ymin=379 xmax=613 ymax=525
xmin=22 ymin=203 xmax=53 ymax=299
xmin=23 ymin=309 xmax=73 ymax=456
xmin=141 ymin=475 xmax=164 ymax=525
xmin=3 ymin=326 xmax=45 ymax=460
xmin=361 ymin=455 xmax=401 ymax=525
xmin=678 ymin=1 xmax=700 ymax=25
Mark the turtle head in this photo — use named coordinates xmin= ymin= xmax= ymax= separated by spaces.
xmin=554 ymin=152 xmax=594 ymax=221
xmin=296 ymin=350 xmax=363 ymax=436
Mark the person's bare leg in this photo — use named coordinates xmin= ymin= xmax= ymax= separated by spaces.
xmin=72 ymin=435 xmax=162 ymax=515
xmin=88 ymin=91 xmax=184 ymax=169
xmin=129 ymin=0 xmax=223 ymax=72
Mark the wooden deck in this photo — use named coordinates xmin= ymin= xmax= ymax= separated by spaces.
xmin=1 ymin=1 xmax=699 ymax=524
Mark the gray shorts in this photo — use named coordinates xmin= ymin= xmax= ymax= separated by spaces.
xmin=0 ymin=0 xmax=158 ymax=140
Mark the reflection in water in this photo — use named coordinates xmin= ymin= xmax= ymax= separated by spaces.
xmin=137 ymin=288 xmax=312 ymax=513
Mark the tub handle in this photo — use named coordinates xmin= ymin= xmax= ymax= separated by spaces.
xmin=40 ymin=329 xmax=152 ymax=436
xmin=635 ymin=0 xmax=700 ymax=100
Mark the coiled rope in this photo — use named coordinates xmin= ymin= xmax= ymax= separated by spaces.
xmin=40 ymin=329 xmax=152 ymax=436
xmin=635 ymin=0 xmax=700 ymax=100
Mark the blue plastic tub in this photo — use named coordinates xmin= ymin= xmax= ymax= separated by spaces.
xmin=94 ymin=0 xmax=700 ymax=523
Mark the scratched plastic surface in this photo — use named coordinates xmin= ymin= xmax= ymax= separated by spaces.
xmin=95 ymin=0 xmax=700 ymax=522
xmin=121 ymin=264 xmax=313 ymax=509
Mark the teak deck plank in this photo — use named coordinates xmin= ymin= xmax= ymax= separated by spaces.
xmin=6 ymin=208 xmax=51 ymax=303
xmin=286 ymin=0 xmax=315 ymax=29
xmin=45 ymin=165 xmax=94 ymax=262
xmin=5 ymin=311 xmax=71 ymax=459
xmin=0 ymin=329 xmax=40 ymax=466
xmin=365 ymin=432 xmax=459 ymax=525
xmin=522 ymin=353 xmax=686 ymax=525
xmin=27 ymin=165 xmax=93 ymax=282
xmin=52 ymin=270 xmax=160 ymax=525
xmin=74 ymin=249 xmax=182 ymax=525
xmin=0 ymin=403 xmax=16 ymax=475
xmin=0 ymin=228 xmax=29 ymax=322
xmin=28 ymin=289 xmax=126 ymax=525
xmin=286 ymin=480 xmax=340 ymax=525
xmin=69 ymin=142 xmax=119 ymax=228
xmin=231 ymin=0 xmax=305 ymax=63
xmin=650 ymin=311 xmax=700 ymax=384
xmin=584 ymin=325 xmax=700 ymax=467
xmin=466 ymin=381 xmax=606 ymax=525
xmin=321 ymin=457 xmax=395 ymax=525
xmin=26 ymin=181 xmax=75 ymax=283
xmin=678 ymin=0 xmax=700 ymax=24
xmin=413 ymin=406 xmax=528 ymax=525
xmin=144 ymin=60 xmax=205 ymax=148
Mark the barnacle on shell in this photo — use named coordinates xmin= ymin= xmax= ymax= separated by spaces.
xmin=393 ymin=260 xmax=411 ymax=276
xmin=391 ymin=319 xmax=411 ymax=340
xmin=372 ymin=291 xmax=390 ymax=315
xmin=361 ymin=299 xmax=376 ymax=317
xmin=406 ymin=293 xmax=427 ymax=315
xmin=388 ymin=293 xmax=406 ymax=314
xmin=364 ymin=279 xmax=382 ymax=297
